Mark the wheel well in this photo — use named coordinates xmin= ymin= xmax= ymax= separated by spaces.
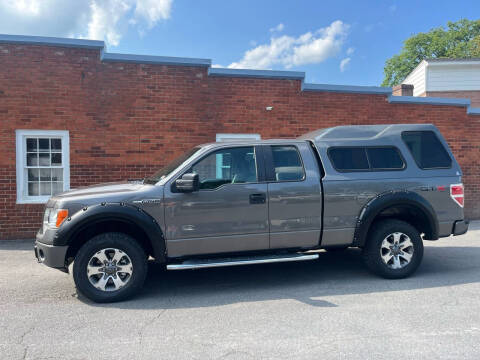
xmin=65 ymin=219 xmax=154 ymax=263
xmin=368 ymin=204 xmax=435 ymax=240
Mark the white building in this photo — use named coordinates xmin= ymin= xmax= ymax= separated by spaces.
xmin=400 ymin=58 xmax=480 ymax=107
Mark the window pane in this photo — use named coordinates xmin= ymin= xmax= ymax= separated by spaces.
xmin=27 ymin=153 xmax=38 ymax=166
xmin=191 ymin=147 xmax=257 ymax=189
xmin=51 ymin=138 xmax=62 ymax=150
xmin=51 ymin=153 xmax=62 ymax=166
xmin=402 ymin=131 xmax=452 ymax=169
xmin=40 ymin=182 xmax=51 ymax=196
xmin=26 ymin=138 xmax=37 ymax=152
xmin=367 ymin=148 xmax=404 ymax=170
xmin=272 ymin=146 xmax=304 ymax=181
xmin=39 ymin=153 xmax=50 ymax=166
xmin=39 ymin=138 xmax=50 ymax=152
xmin=21 ymin=133 xmax=68 ymax=200
xmin=28 ymin=168 xmax=39 ymax=181
xmin=51 ymin=168 xmax=63 ymax=181
xmin=40 ymin=168 xmax=51 ymax=181
xmin=52 ymin=182 xmax=63 ymax=195
xmin=28 ymin=182 xmax=39 ymax=196
xmin=329 ymin=148 xmax=369 ymax=171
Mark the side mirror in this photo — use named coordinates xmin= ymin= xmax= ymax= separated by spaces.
xmin=175 ymin=173 xmax=199 ymax=192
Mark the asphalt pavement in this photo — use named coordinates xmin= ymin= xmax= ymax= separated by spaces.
xmin=0 ymin=222 xmax=479 ymax=359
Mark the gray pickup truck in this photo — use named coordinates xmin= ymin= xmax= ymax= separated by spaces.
xmin=35 ymin=124 xmax=469 ymax=302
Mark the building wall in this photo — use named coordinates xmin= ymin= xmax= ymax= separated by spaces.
xmin=1 ymin=42 xmax=480 ymax=239
xmin=402 ymin=60 xmax=426 ymax=96
xmin=427 ymin=63 xmax=480 ymax=92
xmin=423 ymin=91 xmax=480 ymax=107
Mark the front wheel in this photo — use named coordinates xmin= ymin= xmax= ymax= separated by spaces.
xmin=362 ymin=219 xmax=423 ymax=279
xmin=72 ymin=232 xmax=148 ymax=303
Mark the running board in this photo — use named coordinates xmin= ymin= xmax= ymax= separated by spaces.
xmin=166 ymin=253 xmax=319 ymax=270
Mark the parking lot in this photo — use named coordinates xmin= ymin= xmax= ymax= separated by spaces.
xmin=0 ymin=222 xmax=479 ymax=359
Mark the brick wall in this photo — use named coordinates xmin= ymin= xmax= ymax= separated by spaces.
xmin=423 ymin=91 xmax=480 ymax=107
xmin=1 ymin=43 xmax=479 ymax=239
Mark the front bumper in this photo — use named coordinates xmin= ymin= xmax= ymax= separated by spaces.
xmin=35 ymin=229 xmax=68 ymax=269
xmin=453 ymin=220 xmax=469 ymax=236
xmin=34 ymin=241 xmax=68 ymax=269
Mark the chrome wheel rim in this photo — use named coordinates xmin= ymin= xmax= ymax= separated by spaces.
xmin=380 ymin=232 xmax=414 ymax=269
xmin=87 ymin=248 xmax=133 ymax=292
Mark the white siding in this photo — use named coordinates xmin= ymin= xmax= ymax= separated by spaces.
xmin=427 ymin=63 xmax=480 ymax=92
xmin=402 ymin=61 xmax=426 ymax=96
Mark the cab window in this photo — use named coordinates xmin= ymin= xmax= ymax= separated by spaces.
xmin=191 ymin=147 xmax=258 ymax=190
xmin=271 ymin=145 xmax=305 ymax=181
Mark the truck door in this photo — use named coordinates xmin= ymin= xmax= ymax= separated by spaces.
xmin=163 ymin=145 xmax=269 ymax=257
xmin=264 ymin=143 xmax=323 ymax=249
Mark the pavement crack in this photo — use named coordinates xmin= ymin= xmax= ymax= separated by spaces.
xmin=216 ymin=350 xmax=255 ymax=360
xmin=138 ymin=309 xmax=167 ymax=346
xmin=17 ymin=325 xmax=35 ymax=360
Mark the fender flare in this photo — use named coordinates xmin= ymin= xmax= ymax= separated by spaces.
xmin=55 ymin=203 xmax=166 ymax=262
xmin=352 ymin=190 xmax=439 ymax=247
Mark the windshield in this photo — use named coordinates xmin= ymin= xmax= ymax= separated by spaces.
xmin=144 ymin=147 xmax=201 ymax=184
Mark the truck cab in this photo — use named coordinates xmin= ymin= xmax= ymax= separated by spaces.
xmin=34 ymin=124 xmax=468 ymax=302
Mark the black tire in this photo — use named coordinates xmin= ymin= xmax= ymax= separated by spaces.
xmin=362 ymin=219 xmax=423 ymax=279
xmin=72 ymin=232 xmax=147 ymax=303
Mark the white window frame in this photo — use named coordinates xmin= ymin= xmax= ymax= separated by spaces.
xmin=15 ymin=130 xmax=70 ymax=204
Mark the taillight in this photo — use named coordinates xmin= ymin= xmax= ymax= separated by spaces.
xmin=450 ymin=184 xmax=464 ymax=207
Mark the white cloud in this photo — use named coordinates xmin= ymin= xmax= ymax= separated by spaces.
xmin=0 ymin=0 xmax=173 ymax=46
xmin=339 ymin=57 xmax=351 ymax=72
xmin=346 ymin=47 xmax=355 ymax=55
xmin=134 ymin=0 xmax=172 ymax=28
xmin=228 ymin=20 xmax=349 ymax=70
xmin=389 ymin=4 xmax=397 ymax=13
xmin=269 ymin=23 xmax=284 ymax=33
xmin=87 ymin=0 xmax=131 ymax=46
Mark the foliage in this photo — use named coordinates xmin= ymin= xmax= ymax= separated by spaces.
xmin=382 ymin=19 xmax=480 ymax=87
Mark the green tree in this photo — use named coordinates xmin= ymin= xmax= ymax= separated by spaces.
xmin=382 ymin=19 xmax=480 ymax=87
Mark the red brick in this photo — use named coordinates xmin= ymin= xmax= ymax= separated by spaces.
xmin=0 ymin=44 xmax=479 ymax=239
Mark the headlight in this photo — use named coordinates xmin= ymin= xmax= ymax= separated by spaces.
xmin=45 ymin=209 xmax=69 ymax=228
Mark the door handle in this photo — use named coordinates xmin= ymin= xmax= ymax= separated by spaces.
xmin=249 ymin=193 xmax=266 ymax=204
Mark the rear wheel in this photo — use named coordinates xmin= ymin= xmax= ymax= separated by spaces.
xmin=72 ymin=232 xmax=147 ymax=303
xmin=362 ymin=219 xmax=423 ymax=279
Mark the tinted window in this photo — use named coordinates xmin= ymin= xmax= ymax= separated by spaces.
xmin=367 ymin=147 xmax=404 ymax=170
xmin=328 ymin=148 xmax=369 ymax=171
xmin=402 ymin=131 xmax=452 ymax=169
xmin=271 ymin=146 xmax=304 ymax=181
xmin=191 ymin=147 xmax=257 ymax=189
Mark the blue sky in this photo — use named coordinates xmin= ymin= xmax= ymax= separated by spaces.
xmin=0 ymin=0 xmax=479 ymax=86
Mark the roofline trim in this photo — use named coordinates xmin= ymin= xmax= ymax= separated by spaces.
xmin=208 ymin=67 xmax=305 ymax=80
xmin=302 ymin=83 xmax=392 ymax=94
xmin=0 ymin=34 xmax=104 ymax=49
xmin=428 ymin=61 xmax=480 ymax=66
xmin=388 ymin=95 xmax=471 ymax=107
xmin=101 ymin=52 xmax=211 ymax=67
xmin=467 ymin=107 xmax=480 ymax=116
